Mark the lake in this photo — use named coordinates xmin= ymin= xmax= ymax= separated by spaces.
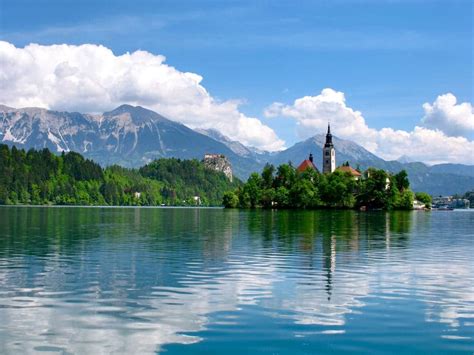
xmin=0 ymin=207 xmax=473 ymax=354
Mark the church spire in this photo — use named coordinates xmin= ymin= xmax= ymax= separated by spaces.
xmin=325 ymin=123 xmax=333 ymax=147
xmin=323 ymin=123 xmax=336 ymax=173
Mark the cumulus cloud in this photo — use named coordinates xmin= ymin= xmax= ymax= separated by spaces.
xmin=265 ymin=88 xmax=379 ymax=151
xmin=265 ymin=88 xmax=474 ymax=165
xmin=422 ymin=93 xmax=474 ymax=139
xmin=0 ymin=41 xmax=284 ymax=151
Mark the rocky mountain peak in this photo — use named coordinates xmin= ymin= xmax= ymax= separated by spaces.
xmin=104 ymin=104 xmax=169 ymax=125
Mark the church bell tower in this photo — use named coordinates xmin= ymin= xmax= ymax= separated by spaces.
xmin=323 ymin=124 xmax=336 ymax=173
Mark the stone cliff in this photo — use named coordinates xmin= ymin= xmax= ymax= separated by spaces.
xmin=203 ymin=154 xmax=233 ymax=182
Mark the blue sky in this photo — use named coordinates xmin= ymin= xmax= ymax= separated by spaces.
xmin=0 ymin=0 xmax=472 ymax=160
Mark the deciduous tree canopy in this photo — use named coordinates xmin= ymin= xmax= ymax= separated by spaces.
xmin=223 ymin=164 xmax=416 ymax=210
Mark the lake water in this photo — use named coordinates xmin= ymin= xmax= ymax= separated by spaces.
xmin=0 ymin=207 xmax=473 ymax=354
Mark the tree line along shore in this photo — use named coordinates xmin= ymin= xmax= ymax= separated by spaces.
xmin=222 ymin=163 xmax=432 ymax=210
xmin=0 ymin=144 xmax=239 ymax=206
xmin=0 ymin=144 xmax=434 ymax=210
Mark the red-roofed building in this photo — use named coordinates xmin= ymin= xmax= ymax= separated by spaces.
xmin=336 ymin=164 xmax=362 ymax=180
xmin=297 ymin=153 xmax=319 ymax=173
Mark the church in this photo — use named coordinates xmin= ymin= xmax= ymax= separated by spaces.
xmin=322 ymin=124 xmax=336 ymax=173
xmin=296 ymin=124 xmax=335 ymax=174
xmin=296 ymin=124 xmax=360 ymax=179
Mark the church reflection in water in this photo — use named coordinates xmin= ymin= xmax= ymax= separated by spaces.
xmin=0 ymin=207 xmax=471 ymax=353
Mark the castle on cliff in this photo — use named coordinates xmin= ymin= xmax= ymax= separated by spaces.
xmin=203 ymin=154 xmax=233 ymax=182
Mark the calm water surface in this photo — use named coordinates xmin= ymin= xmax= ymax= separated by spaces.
xmin=0 ymin=207 xmax=473 ymax=354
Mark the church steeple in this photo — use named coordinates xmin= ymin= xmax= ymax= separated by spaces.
xmin=322 ymin=123 xmax=336 ymax=173
xmin=325 ymin=123 xmax=333 ymax=147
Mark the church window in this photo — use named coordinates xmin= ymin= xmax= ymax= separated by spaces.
xmin=325 ymin=151 xmax=329 ymax=156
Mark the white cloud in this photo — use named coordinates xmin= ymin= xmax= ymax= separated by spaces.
xmin=376 ymin=126 xmax=473 ymax=165
xmin=0 ymin=41 xmax=284 ymax=151
xmin=422 ymin=93 xmax=474 ymax=139
xmin=265 ymin=88 xmax=474 ymax=165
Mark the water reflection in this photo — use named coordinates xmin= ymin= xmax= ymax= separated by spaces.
xmin=0 ymin=207 xmax=472 ymax=353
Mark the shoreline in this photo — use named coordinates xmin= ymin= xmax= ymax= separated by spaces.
xmin=0 ymin=204 xmax=224 ymax=209
xmin=1 ymin=205 xmax=470 ymax=211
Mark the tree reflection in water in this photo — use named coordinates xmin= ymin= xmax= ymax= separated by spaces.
xmin=0 ymin=207 xmax=471 ymax=354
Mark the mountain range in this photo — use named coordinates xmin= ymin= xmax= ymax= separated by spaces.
xmin=1 ymin=104 xmax=473 ymax=196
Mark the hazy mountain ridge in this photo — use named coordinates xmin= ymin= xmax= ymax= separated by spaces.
xmin=1 ymin=104 xmax=473 ymax=195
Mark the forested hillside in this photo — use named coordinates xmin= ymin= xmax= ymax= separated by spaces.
xmin=0 ymin=145 xmax=239 ymax=206
xmin=139 ymin=159 xmax=240 ymax=205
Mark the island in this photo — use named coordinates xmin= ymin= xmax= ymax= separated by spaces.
xmin=222 ymin=125 xmax=431 ymax=210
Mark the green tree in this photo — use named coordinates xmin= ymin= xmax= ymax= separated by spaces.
xmin=398 ymin=189 xmax=414 ymax=210
xmin=261 ymin=164 xmax=275 ymax=190
xmin=275 ymin=164 xmax=296 ymax=189
xmin=394 ymin=170 xmax=410 ymax=191
xmin=274 ymin=186 xmax=290 ymax=208
xmin=260 ymin=188 xmax=276 ymax=208
xmin=357 ymin=168 xmax=390 ymax=209
xmin=222 ymin=191 xmax=239 ymax=208
xmin=0 ymin=185 xmax=9 ymax=205
xmin=290 ymin=177 xmax=319 ymax=208
xmin=241 ymin=173 xmax=262 ymax=208
xmin=239 ymin=191 xmax=251 ymax=208
xmin=415 ymin=192 xmax=432 ymax=208
xmin=320 ymin=171 xmax=355 ymax=208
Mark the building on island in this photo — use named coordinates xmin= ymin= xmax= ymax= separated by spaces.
xmin=323 ymin=124 xmax=336 ymax=173
xmin=297 ymin=153 xmax=319 ymax=173
xmin=296 ymin=125 xmax=367 ymax=181
xmin=336 ymin=163 xmax=362 ymax=180
xmin=297 ymin=123 xmax=336 ymax=174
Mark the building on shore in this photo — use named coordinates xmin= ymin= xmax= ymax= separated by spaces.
xmin=432 ymin=196 xmax=470 ymax=209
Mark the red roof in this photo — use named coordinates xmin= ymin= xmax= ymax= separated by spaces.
xmin=337 ymin=165 xmax=361 ymax=176
xmin=297 ymin=159 xmax=318 ymax=173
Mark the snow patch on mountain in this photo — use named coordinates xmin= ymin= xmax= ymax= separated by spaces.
xmin=3 ymin=128 xmax=23 ymax=143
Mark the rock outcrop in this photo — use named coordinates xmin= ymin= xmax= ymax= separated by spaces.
xmin=203 ymin=154 xmax=233 ymax=182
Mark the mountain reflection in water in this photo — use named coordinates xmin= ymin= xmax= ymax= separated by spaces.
xmin=0 ymin=207 xmax=472 ymax=354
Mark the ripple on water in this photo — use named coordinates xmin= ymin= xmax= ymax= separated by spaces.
xmin=0 ymin=207 xmax=473 ymax=354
